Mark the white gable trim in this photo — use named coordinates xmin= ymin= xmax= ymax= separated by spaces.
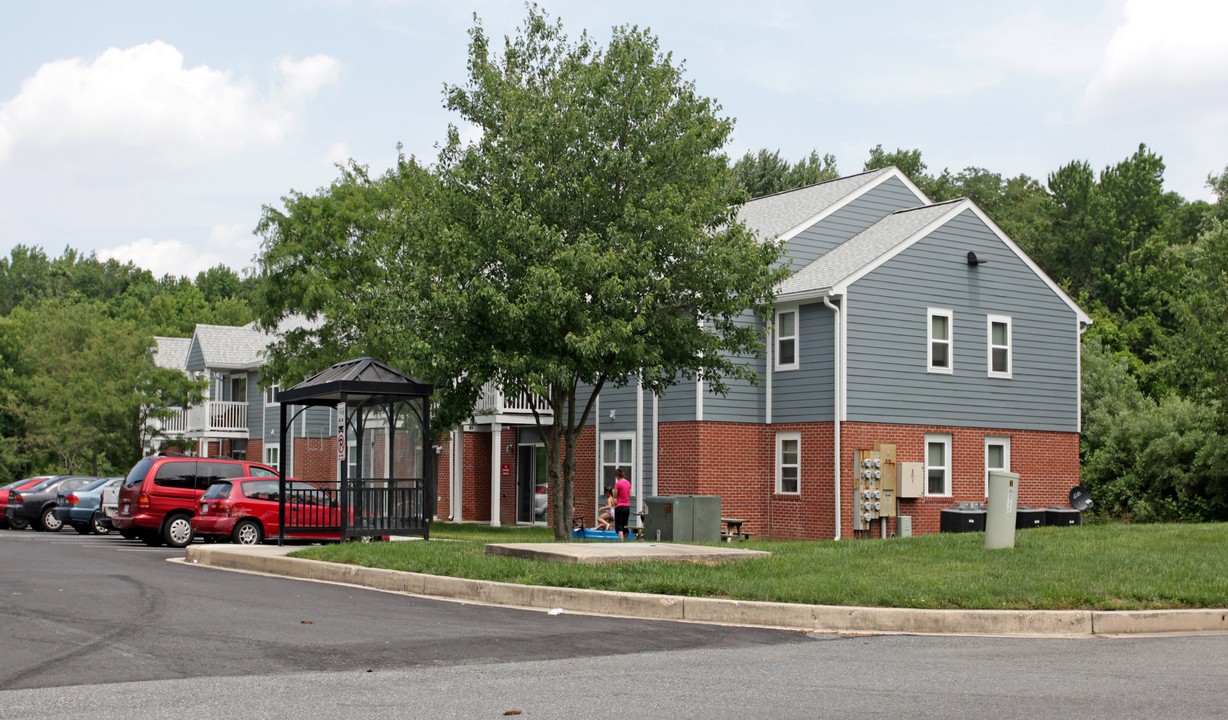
xmin=768 ymin=167 xmax=931 ymax=246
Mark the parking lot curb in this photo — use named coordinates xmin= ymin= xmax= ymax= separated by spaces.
xmin=182 ymin=545 xmax=1227 ymax=637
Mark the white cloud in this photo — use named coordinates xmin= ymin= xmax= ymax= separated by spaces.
xmin=1081 ymin=0 xmax=1228 ymax=124
xmin=278 ymin=54 xmax=341 ymax=101
xmin=98 ymin=222 xmax=258 ymax=279
xmin=964 ymin=8 xmax=1110 ymax=78
xmin=0 ymin=41 xmax=340 ymax=170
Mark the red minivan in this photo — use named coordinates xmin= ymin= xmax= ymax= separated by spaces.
xmin=111 ymin=454 xmax=278 ymax=548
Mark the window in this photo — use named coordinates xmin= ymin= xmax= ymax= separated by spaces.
xmin=985 ymin=437 xmax=1011 ymax=497
xmin=264 ymin=383 xmax=281 ymax=406
xmin=925 ymin=434 xmax=951 ymax=496
xmin=927 ymin=308 xmax=953 ymax=373
xmin=987 ymin=315 xmax=1012 ymax=378
xmin=776 ymin=432 xmax=800 ymax=494
xmin=264 ymin=445 xmax=280 ymax=468
xmin=601 ymin=433 xmax=634 ymax=494
xmin=775 ymin=309 xmax=798 ymax=370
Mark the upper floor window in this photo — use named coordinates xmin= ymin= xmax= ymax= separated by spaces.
xmin=925 ymin=434 xmax=951 ymax=496
xmin=775 ymin=309 xmax=798 ymax=370
xmin=927 ymin=308 xmax=953 ymax=374
xmin=264 ymin=383 xmax=281 ymax=406
xmin=987 ymin=315 xmax=1012 ymax=378
xmin=776 ymin=432 xmax=800 ymax=494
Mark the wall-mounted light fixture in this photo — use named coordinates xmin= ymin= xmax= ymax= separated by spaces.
xmin=609 ymin=409 xmax=616 ymax=420
xmin=505 ymin=444 xmax=514 ymax=453
xmin=967 ymin=251 xmax=988 ymax=266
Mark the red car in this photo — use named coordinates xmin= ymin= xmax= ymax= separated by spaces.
xmin=111 ymin=455 xmax=279 ymax=548
xmin=192 ymin=477 xmax=341 ymax=545
xmin=0 ymin=477 xmax=52 ymax=530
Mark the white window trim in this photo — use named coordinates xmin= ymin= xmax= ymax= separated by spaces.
xmin=264 ymin=443 xmax=280 ymax=468
xmin=775 ymin=431 xmax=801 ymax=495
xmin=987 ymin=315 xmax=1012 ymax=379
xmin=927 ymin=308 xmax=953 ymax=374
xmin=984 ymin=436 xmax=1011 ymax=498
xmin=775 ymin=308 xmax=799 ymax=371
xmin=924 ymin=434 xmax=952 ymax=497
xmin=263 ymin=382 xmax=281 ymax=407
xmin=601 ymin=431 xmax=637 ymax=501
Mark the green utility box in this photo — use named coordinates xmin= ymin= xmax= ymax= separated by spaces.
xmin=643 ymin=495 xmax=722 ymax=543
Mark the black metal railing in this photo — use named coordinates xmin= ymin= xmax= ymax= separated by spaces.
xmin=279 ymin=477 xmax=428 ymax=539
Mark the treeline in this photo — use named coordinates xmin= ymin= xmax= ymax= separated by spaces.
xmin=734 ymin=143 xmax=1228 ymax=522
xmin=0 ymin=247 xmax=257 ymax=479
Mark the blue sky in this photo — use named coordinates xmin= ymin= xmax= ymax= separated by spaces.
xmin=2 ymin=0 xmax=1225 ymax=278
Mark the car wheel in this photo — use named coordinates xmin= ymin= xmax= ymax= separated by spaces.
xmin=163 ymin=514 xmax=194 ymax=548
xmin=10 ymin=516 xmax=29 ymax=531
xmin=74 ymin=524 xmax=92 ymax=535
xmin=91 ymin=513 xmax=110 ymax=535
xmin=39 ymin=507 xmax=63 ymax=532
xmin=140 ymin=532 xmax=163 ymax=547
xmin=232 ymin=518 xmax=263 ymax=546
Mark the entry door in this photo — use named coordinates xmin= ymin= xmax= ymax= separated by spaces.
xmin=517 ymin=445 xmax=548 ymax=524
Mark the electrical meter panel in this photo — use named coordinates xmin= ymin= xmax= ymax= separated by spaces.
xmin=853 ymin=443 xmax=898 ymax=531
xmin=898 ymin=462 xmax=923 ymax=498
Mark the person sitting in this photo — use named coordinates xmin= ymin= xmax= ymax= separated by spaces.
xmin=592 ymin=487 xmax=615 ymax=531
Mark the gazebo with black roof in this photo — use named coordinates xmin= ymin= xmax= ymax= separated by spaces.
xmin=274 ymin=357 xmax=435 ymax=544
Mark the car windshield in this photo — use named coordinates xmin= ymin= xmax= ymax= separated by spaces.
xmin=27 ymin=477 xmax=62 ymax=492
xmin=1 ymin=479 xmax=30 ymax=491
xmin=76 ymin=477 xmax=111 ymax=493
xmin=60 ymin=477 xmax=95 ymax=493
xmin=201 ymin=482 xmax=233 ymax=500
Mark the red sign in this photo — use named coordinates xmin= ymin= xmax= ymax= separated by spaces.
xmin=501 ymin=462 xmax=512 ymax=478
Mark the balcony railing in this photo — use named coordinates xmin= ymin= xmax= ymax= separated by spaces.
xmin=185 ymin=400 xmax=249 ymax=436
xmin=151 ymin=408 xmax=188 ymax=436
xmin=473 ymin=382 xmax=551 ymax=423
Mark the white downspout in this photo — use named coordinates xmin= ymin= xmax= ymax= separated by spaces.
xmin=823 ymin=295 xmax=842 ymax=541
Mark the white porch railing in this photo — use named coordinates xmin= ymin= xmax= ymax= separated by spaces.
xmin=185 ymin=400 xmax=248 ymax=435
xmin=152 ymin=408 xmax=188 ymax=436
xmin=474 ymin=382 xmax=551 ymax=421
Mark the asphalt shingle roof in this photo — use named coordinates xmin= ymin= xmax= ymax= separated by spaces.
xmin=191 ymin=323 xmax=271 ymax=370
xmin=736 ymin=168 xmax=893 ymax=241
xmin=152 ymin=336 xmax=191 ymax=371
xmin=778 ymin=200 xmax=964 ymax=296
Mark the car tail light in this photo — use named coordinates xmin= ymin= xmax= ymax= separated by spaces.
xmin=138 ymin=493 xmax=151 ymax=510
xmin=66 ymin=494 xmax=80 ymax=505
xmin=10 ymin=493 xmax=20 ymax=503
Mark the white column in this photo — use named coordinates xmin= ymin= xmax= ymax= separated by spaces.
xmin=490 ymin=422 xmax=501 ymax=527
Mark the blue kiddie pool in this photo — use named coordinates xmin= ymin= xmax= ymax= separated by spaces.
xmin=572 ymin=527 xmax=625 ymax=541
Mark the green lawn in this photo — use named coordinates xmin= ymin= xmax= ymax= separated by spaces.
xmin=288 ymin=522 xmax=1228 ymax=611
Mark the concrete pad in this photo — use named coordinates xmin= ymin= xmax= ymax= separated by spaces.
xmin=484 ymin=541 xmax=771 ymax=564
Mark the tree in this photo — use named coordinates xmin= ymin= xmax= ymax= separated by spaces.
xmin=255 ymin=7 xmax=787 ymax=539
xmin=2 ymin=301 xmax=205 ymax=475
xmin=731 ymin=148 xmax=839 ymax=198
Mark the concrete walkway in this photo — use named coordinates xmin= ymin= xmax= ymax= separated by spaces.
xmin=181 ymin=543 xmax=1228 ymax=638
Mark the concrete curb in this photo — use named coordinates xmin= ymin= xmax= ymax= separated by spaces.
xmin=182 ymin=545 xmax=1227 ymax=637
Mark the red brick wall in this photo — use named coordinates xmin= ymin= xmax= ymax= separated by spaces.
xmin=842 ymin=423 xmax=1079 ymax=537
xmin=291 ymin=436 xmax=341 ymax=485
xmin=652 ymin=420 xmax=1078 ymax=541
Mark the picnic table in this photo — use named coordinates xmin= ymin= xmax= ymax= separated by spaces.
xmin=721 ymin=517 xmax=754 ymax=541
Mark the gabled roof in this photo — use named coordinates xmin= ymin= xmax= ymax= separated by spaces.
xmin=777 ymin=200 xmax=963 ymax=298
xmin=187 ymin=323 xmax=271 ymax=371
xmin=776 ymin=197 xmax=1092 ymax=325
xmin=737 ymin=167 xmax=929 ymax=243
xmin=152 ymin=336 xmax=191 ymax=371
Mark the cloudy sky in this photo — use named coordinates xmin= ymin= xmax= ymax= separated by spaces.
xmin=2 ymin=0 xmax=1225 ymax=279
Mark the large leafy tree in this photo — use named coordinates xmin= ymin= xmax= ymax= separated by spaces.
xmin=731 ymin=148 xmax=839 ymax=198
xmin=255 ymin=8 xmax=786 ymax=539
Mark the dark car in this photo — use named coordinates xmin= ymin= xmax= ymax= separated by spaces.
xmin=54 ymin=476 xmax=123 ymax=535
xmin=192 ymin=478 xmax=342 ymax=545
xmin=111 ymin=454 xmax=278 ymax=548
xmin=0 ymin=477 xmax=52 ymax=530
xmin=6 ymin=476 xmax=98 ymax=532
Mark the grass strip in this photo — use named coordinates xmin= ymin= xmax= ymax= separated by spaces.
xmin=289 ymin=522 xmax=1228 ymax=611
